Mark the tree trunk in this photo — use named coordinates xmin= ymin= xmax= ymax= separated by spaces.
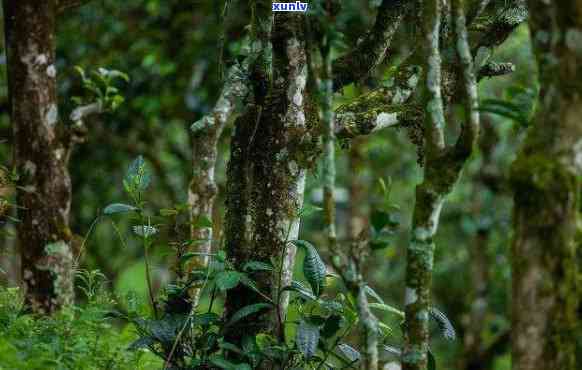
xmin=223 ymin=12 xmax=313 ymax=347
xmin=2 ymin=0 xmax=74 ymax=313
xmin=510 ymin=1 xmax=582 ymax=369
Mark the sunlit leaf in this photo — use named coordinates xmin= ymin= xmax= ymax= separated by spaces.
xmin=103 ymin=203 xmax=137 ymax=215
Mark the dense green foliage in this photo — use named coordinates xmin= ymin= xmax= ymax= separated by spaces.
xmin=0 ymin=0 xmax=580 ymax=369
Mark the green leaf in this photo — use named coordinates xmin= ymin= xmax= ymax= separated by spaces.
xmin=215 ymin=271 xmax=242 ymax=291
xmin=193 ymin=312 xmax=220 ymax=326
xmin=364 ymin=285 xmax=385 ymax=305
xmin=159 ymin=208 xmax=179 ymax=217
xmin=124 ymin=156 xmax=151 ymax=192
xmin=128 ymin=336 xmax=155 ymax=351
xmin=243 ymin=261 xmax=274 ymax=272
xmin=337 ymin=343 xmax=360 ymax=362
xmin=296 ymin=320 xmax=320 ymax=359
xmin=192 ymin=215 xmax=213 ymax=229
xmin=209 ymin=356 xmax=237 ymax=369
xmin=226 ymin=303 xmax=272 ymax=327
xmin=293 ymin=240 xmax=326 ymax=297
xmin=380 ymin=345 xmax=401 ymax=358
xmin=103 ymin=203 xmax=138 ymax=215
xmin=321 ymin=314 xmax=343 ymax=338
xmin=430 ymin=307 xmax=456 ymax=341
xmin=299 ymin=203 xmax=323 ymax=217
xmin=428 ymin=350 xmax=436 ymax=370
xmin=368 ymin=303 xmax=404 ymax=318
xmin=371 ymin=210 xmax=390 ymax=231
xmin=239 ymin=274 xmax=268 ymax=298
xmin=281 ymin=280 xmax=316 ymax=301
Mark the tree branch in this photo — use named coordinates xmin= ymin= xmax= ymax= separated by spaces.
xmin=57 ymin=0 xmax=92 ymax=13
xmin=332 ymin=0 xmax=410 ymax=91
xmin=477 ymin=61 xmax=515 ymax=81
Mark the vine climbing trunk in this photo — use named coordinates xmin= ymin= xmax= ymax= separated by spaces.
xmin=510 ymin=1 xmax=582 ymax=369
xmin=2 ymin=0 xmax=74 ymax=313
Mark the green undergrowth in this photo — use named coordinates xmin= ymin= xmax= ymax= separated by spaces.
xmin=0 ymin=282 xmax=162 ymax=370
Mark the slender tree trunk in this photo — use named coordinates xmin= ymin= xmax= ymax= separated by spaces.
xmin=2 ymin=0 xmax=74 ymax=313
xmin=402 ymin=0 xmax=480 ymax=368
xmin=510 ymin=1 xmax=582 ymax=369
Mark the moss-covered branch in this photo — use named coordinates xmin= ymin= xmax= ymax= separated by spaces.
xmin=186 ymin=56 xmax=252 ymax=303
xmin=333 ymin=0 xmax=409 ymax=90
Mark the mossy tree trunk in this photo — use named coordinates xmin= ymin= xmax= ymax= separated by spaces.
xmin=510 ymin=1 xmax=582 ymax=369
xmin=223 ymin=11 xmax=314 ymax=348
xmin=2 ymin=0 xmax=74 ymax=314
xmin=402 ymin=0 xmax=480 ymax=368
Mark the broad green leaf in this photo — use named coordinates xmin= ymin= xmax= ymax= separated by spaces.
xmin=293 ymin=240 xmax=326 ymax=297
xmin=226 ymin=303 xmax=272 ymax=327
xmin=296 ymin=320 xmax=320 ymax=359
xmin=103 ymin=203 xmax=137 ymax=215
xmin=215 ymin=271 xmax=242 ymax=291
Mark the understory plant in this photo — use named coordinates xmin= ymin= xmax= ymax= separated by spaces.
xmin=102 ymin=157 xmax=457 ymax=370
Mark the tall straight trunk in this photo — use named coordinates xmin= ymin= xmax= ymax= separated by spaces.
xmin=223 ymin=12 xmax=312 ymax=346
xmin=3 ymin=0 xmax=74 ymax=313
xmin=510 ymin=1 xmax=582 ymax=369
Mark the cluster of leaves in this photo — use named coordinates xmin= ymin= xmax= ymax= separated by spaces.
xmin=72 ymin=67 xmax=130 ymax=113
xmin=0 ymin=279 xmax=161 ymax=369
xmin=99 ymin=158 xmax=457 ymax=369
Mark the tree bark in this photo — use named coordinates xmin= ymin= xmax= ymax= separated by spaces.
xmin=402 ymin=0 xmax=480 ymax=368
xmin=510 ymin=1 xmax=582 ymax=369
xmin=223 ymin=12 xmax=313 ymax=348
xmin=3 ymin=0 xmax=74 ymax=313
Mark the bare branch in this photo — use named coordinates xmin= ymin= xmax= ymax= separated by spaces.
xmin=69 ymin=101 xmax=103 ymax=126
xmin=57 ymin=0 xmax=92 ymax=13
xmin=332 ymin=0 xmax=409 ymax=91
xmin=454 ymin=0 xmax=481 ymax=157
xmin=478 ymin=61 xmax=515 ymax=81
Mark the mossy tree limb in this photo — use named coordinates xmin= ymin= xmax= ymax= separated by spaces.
xmin=332 ymin=0 xmax=410 ymax=91
xmin=510 ymin=1 xmax=582 ymax=369
xmin=187 ymin=60 xmax=251 ymax=303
